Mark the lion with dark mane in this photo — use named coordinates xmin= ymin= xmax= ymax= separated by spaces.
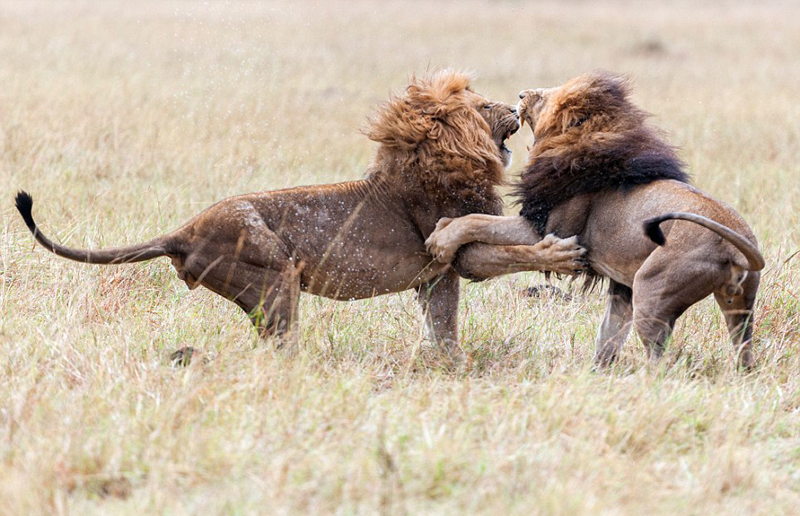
xmin=427 ymin=70 xmax=764 ymax=369
xmin=15 ymin=71 xmax=584 ymax=359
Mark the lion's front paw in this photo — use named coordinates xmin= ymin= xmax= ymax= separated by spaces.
xmin=425 ymin=233 xmax=459 ymax=264
xmin=425 ymin=218 xmax=462 ymax=263
xmin=537 ymin=234 xmax=588 ymax=275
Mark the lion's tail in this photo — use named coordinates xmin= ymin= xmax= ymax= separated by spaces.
xmin=15 ymin=191 xmax=178 ymax=264
xmin=644 ymin=212 xmax=765 ymax=271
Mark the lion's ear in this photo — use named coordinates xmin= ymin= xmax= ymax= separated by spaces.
xmin=437 ymin=72 xmax=471 ymax=97
xmin=418 ymin=70 xmax=473 ymax=101
xmin=365 ymin=98 xmax=434 ymax=148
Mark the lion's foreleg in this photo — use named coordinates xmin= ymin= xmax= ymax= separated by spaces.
xmin=416 ymin=269 xmax=461 ymax=356
xmin=426 ymin=215 xmax=540 ymax=264
xmin=452 ymin=236 xmax=585 ymax=281
xmin=593 ymin=281 xmax=634 ymax=367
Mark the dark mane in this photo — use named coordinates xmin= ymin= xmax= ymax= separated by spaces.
xmin=515 ymin=71 xmax=690 ymax=236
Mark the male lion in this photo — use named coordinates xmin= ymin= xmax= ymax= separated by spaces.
xmin=15 ymin=71 xmax=584 ymax=357
xmin=426 ymin=71 xmax=764 ymax=368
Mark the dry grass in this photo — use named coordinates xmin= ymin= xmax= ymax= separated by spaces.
xmin=1 ymin=1 xmax=800 ymax=514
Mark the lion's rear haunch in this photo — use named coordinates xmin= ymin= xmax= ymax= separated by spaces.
xmin=644 ymin=212 xmax=765 ymax=271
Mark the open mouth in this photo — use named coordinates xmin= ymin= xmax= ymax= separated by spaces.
xmin=497 ymin=119 xmax=520 ymax=156
xmin=517 ymin=108 xmax=531 ymax=130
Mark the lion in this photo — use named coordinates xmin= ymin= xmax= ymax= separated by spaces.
xmin=425 ymin=70 xmax=764 ymax=369
xmin=15 ymin=70 xmax=585 ymax=358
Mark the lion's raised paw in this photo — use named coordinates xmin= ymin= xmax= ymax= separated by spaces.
xmin=539 ymin=234 xmax=587 ymax=275
xmin=425 ymin=218 xmax=461 ymax=263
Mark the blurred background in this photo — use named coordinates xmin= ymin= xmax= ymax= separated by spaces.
xmin=2 ymin=0 xmax=798 ymax=228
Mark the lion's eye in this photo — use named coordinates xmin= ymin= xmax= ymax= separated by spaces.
xmin=483 ymin=104 xmax=492 ymax=110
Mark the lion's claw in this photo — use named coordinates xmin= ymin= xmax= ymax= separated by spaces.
xmin=537 ymin=234 xmax=588 ymax=276
xmin=426 ymin=217 xmax=461 ymax=263
xmin=434 ymin=217 xmax=453 ymax=232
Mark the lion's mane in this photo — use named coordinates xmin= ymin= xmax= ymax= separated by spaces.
xmin=516 ymin=70 xmax=690 ymax=235
xmin=364 ymin=71 xmax=504 ymax=210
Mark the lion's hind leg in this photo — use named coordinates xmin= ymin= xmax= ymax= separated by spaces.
xmin=631 ymin=252 xmax=723 ymax=362
xmin=713 ymin=270 xmax=760 ymax=371
xmin=183 ymin=250 xmax=301 ymax=342
xmin=227 ymin=262 xmax=302 ymax=342
xmin=177 ymin=218 xmax=302 ymax=345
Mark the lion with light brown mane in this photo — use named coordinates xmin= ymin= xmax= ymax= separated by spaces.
xmin=15 ymin=71 xmax=584 ymax=359
xmin=426 ymin=70 xmax=764 ymax=369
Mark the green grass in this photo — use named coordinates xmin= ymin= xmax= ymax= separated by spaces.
xmin=1 ymin=1 xmax=800 ymax=514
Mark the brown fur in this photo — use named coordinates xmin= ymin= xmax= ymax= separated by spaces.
xmin=15 ymin=71 xmax=585 ymax=360
xmin=426 ymin=71 xmax=764 ymax=369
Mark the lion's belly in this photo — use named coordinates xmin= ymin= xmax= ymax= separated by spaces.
xmin=245 ymin=185 xmax=449 ymax=299
xmin=588 ymin=260 xmax=635 ymax=287
xmin=300 ymin=251 xmax=448 ymax=300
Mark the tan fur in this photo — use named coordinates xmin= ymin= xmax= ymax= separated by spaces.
xmin=16 ymin=71 xmax=585 ymax=359
xmin=426 ymin=71 xmax=764 ymax=369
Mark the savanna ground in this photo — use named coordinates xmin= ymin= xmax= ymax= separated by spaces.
xmin=1 ymin=1 xmax=799 ymax=514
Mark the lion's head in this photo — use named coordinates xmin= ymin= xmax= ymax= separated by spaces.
xmin=364 ymin=71 xmax=519 ymax=204
xmin=514 ymin=70 xmax=689 ymax=235
xmin=517 ymin=70 xmax=646 ymax=145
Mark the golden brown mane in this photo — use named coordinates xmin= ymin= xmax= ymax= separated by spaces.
xmin=516 ymin=70 xmax=689 ymax=235
xmin=365 ymin=70 xmax=504 ymax=205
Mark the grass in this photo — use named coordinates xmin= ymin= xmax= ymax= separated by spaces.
xmin=1 ymin=0 xmax=800 ymax=514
